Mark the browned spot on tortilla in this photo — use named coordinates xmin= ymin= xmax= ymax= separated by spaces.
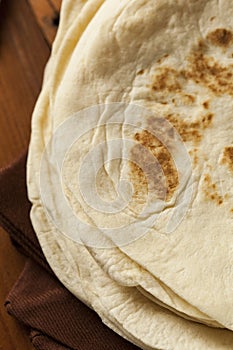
xmin=203 ymin=174 xmax=224 ymax=205
xmin=130 ymin=124 xmax=179 ymax=202
xmin=221 ymin=147 xmax=233 ymax=173
xmin=189 ymin=148 xmax=199 ymax=167
xmin=198 ymin=40 xmax=206 ymax=49
xmin=129 ymin=159 xmax=148 ymax=198
xmin=152 ymin=67 xmax=181 ymax=93
xmin=172 ymin=94 xmax=196 ymax=107
xmin=210 ymin=16 xmax=216 ymax=22
xmin=184 ymin=94 xmax=196 ymax=103
xmin=167 ymin=114 xmax=201 ymax=143
xmin=202 ymin=113 xmax=214 ymax=127
xmin=157 ymin=54 xmax=169 ymax=64
xmin=151 ymin=42 xmax=233 ymax=101
xmin=207 ymin=28 xmax=233 ymax=48
xmin=137 ymin=69 xmax=144 ymax=75
xmin=166 ymin=112 xmax=213 ymax=144
xmin=147 ymin=116 xmax=176 ymax=141
xmin=203 ymin=101 xmax=209 ymax=109
xmin=185 ymin=52 xmax=233 ymax=96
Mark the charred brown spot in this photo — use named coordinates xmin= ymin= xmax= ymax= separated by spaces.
xmin=156 ymin=54 xmax=169 ymax=64
xmin=202 ymin=113 xmax=213 ymax=127
xmin=203 ymin=174 xmax=224 ymax=205
xmin=129 ymin=159 xmax=148 ymax=198
xmin=184 ymin=94 xmax=196 ymax=103
xmin=222 ymin=146 xmax=233 ymax=173
xmin=130 ymin=126 xmax=179 ymax=202
xmin=137 ymin=69 xmax=144 ymax=75
xmin=186 ymin=52 xmax=233 ymax=96
xmin=210 ymin=16 xmax=216 ymax=22
xmin=171 ymin=94 xmax=196 ymax=107
xmin=203 ymin=101 xmax=209 ymax=109
xmin=207 ymin=28 xmax=233 ymax=48
xmin=166 ymin=112 xmax=213 ymax=144
xmin=152 ymin=67 xmax=181 ymax=93
xmin=189 ymin=148 xmax=199 ymax=167
xmin=198 ymin=40 xmax=206 ymax=49
xmin=151 ymin=39 xmax=233 ymax=106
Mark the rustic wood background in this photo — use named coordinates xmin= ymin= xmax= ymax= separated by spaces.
xmin=0 ymin=0 xmax=61 ymax=348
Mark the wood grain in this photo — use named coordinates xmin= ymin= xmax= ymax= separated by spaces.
xmin=50 ymin=0 xmax=62 ymax=12
xmin=0 ymin=0 xmax=50 ymax=167
xmin=0 ymin=0 xmax=52 ymax=348
xmin=28 ymin=0 xmax=61 ymax=45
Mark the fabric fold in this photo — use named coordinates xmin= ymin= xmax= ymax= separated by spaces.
xmin=0 ymin=153 xmax=139 ymax=350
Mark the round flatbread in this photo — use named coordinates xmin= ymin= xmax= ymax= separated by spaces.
xmin=28 ymin=0 xmax=233 ymax=348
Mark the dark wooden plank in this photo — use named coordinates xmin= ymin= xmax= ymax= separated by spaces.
xmin=0 ymin=0 xmax=52 ymax=348
xmin=0 ymin=0 xmax=50 ymax=168
xmin=28 ymin=0 xmax=61 ymax=45
xmin=50 ymin=0 xmax=62 ymax=13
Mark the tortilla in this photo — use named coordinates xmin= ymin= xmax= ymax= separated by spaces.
xmin=31 ymin=203 xmax=233 ymax=350
xmin=31 ymin=199 xmax=233 ymax=350
xmin=28 ymin=0 xmax=233 ymax=348
xmin=28 ymin=0 xmax=212 ymax=326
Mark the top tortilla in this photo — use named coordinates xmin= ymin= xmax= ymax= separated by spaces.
xmin=28 ymin=0 xmax=233 ymax=343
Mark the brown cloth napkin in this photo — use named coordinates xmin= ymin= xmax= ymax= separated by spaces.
xmin=0 ymin=152 xmax=140 ymax=350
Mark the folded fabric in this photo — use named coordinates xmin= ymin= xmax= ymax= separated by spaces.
xmin=0 ymin=153 xmax=140 ymax=350
xmin=0 ymin=152 xmax=50 ymax=272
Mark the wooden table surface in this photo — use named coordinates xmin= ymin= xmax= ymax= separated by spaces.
xmin=0 ymin=0 xmax=60 ymax=348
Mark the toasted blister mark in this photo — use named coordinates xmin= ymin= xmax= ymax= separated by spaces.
xmin=129 ymin=157 xmax=148 ymax=197
xmin=202 ymin=100 xmax=209 ymax=109
xmin=150 ymin=39 xmax=233 ymax=104
xmin=136 ymin=69 xmax=145 ymax=75
xmin=202 ymin=174 xmax=224 ymax=205
xmin=152 ymin=67 xmax=182 ymax=93
xmin=207 ymin=28 xmax=233 ymax=48
xmin=171 ymin=94 xmax=196 ymax=107
xmin=146 ymin=116 xmax=176 ymax=143
xmin=189 ymin=148 xmax=199 ymax=168
xmin=165 ymin=112 xmax=213 ymax=144
xmin=201 ymin=113 xmax=214 ymax=127
xmin=186 ymin=51 xmax=233 ymax=96
xmin=156 ymin=53 xmax=169 ymax=64
xmin=129 ymin=118 xmax=179 ymax=203
xmin=221 ymin=146 xmax=233 ymax=173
